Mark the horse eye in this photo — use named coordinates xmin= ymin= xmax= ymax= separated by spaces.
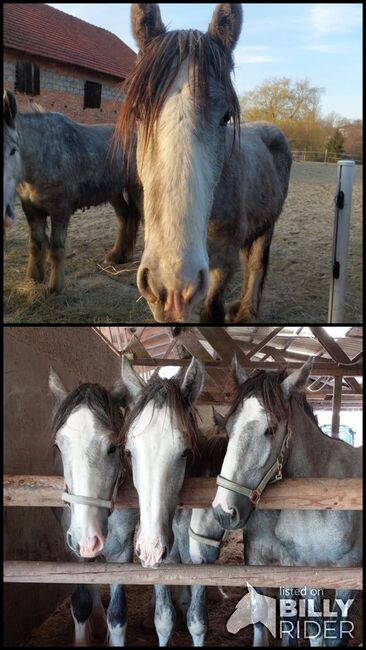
xmin=108 ymin=445 xmax=117 ymax=455
xmin=125 ymin=448 xmax=131 ymax=458
xmin=181 ymin=448 xmax=190 ymax=459
xmin=220 ymin=111 xmax=231 ymax=126
xmin=10 ymin=147 xmax=17 ymax=156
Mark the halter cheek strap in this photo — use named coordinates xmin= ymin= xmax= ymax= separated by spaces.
xmin=188 ymin=526 xmax=230 ymax=549
xmin=216 ymin=429 xmax=290 ymax=507
xmin=62 ymin=467 xmax=123 ymax=513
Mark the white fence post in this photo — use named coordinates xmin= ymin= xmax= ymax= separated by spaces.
xmin=328 ymin=160 xmax=355 ymax=323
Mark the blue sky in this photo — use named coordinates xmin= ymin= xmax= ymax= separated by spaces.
xmin=50 ymin=3 xmax=362 ymax=120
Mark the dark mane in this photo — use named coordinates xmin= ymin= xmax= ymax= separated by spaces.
xmin=115 ymin=28 xmax=240 ymax=161
xmin=52 ymin=383 xmax=124 ymax=438
xmin=225 ymin=367 xmax=320 ymax=432
xmin=189 ymin=434 xmax=229 ymax=477
xmin=119 ymin=373 xmax=200 ymax=457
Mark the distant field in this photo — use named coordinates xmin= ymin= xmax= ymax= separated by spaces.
xmin=4 ymin=162 xmax=363 ymax=324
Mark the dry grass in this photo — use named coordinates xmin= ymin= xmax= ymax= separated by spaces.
xmin=4 ymin=162 xmax=363 ymax=323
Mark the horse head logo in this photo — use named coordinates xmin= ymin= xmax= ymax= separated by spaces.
xmin=226 ymin=583 xmax=277 ymax=637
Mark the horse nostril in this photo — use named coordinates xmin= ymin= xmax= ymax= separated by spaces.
xmin=161 ymin=546 xmax=168 ymax=560
xmin=67 ymin=531 xmax=72 ymax=547
xmin=230 ymin=506 xmax=240 ymax=525
xmin=138 ymin=267 xmax=164 ymax=303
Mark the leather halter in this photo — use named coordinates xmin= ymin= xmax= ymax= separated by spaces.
xmin=62 ymin=467 xmax=123 ymax=514
xmin=188 ymin=526 xmax=230 ymax=549
xmin=216 ymin=427 xmax=291 ymax=507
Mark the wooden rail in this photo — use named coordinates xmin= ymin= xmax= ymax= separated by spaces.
xmin=4 ymin=562 xmax=362 ymax=589
xmin=3 ymin=475 xmax=362 ymax=510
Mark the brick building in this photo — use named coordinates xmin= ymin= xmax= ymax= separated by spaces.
xmin=3 ymin=3 xmax=136 ymax=123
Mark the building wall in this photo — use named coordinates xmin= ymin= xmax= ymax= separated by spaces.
xmin=4 ymin=50 xmax=125 ymax=124
xmin=4 ymin=327 xmax=122 ymax=646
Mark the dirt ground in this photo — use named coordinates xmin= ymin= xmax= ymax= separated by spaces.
xmin=4 ymin=162 xmax=363 ymax=324
xmin=22 ymin=532 xmax=363 ymax=647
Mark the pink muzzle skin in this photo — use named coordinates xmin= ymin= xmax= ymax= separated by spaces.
xmin=79 ymin=534 xmax=105 ymax=558
xmin=164 ymin=290 xmax=191 ymax=322
xmin=135 ymin=533 xmax=166 ymax=568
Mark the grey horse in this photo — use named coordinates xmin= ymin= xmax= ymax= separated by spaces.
xmin=116 ymin=4 xmax=292 ymax=323
xmin=3 ymin=89 xmax=140 ymax=293
xmin=212 ymin=357 xmax=362 ymax=646
xmin=49 ymin=368 xmax=139 ymax=646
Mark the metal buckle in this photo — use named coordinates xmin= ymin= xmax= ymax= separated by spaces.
xmin=250 ymin=490 xmax=261 ymax=506
xmin=272 ymin=463 xmax=283 ymax=483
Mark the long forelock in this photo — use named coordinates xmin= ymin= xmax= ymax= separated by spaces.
xmin=115 ymin=28 xmax=240 ymax=165
xmin=226 ymin=368 xmax=320 ymax=434
xmin=52 ymin=383 xmax=124 ymax=438
xmin=119 ymin=374 xmax=200 ymax=457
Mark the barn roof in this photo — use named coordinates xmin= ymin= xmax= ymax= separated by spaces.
xmin=3 ymin=3 xmax=136 ymax=80
xmin=94 ymin=326 xmax=363 ymax=410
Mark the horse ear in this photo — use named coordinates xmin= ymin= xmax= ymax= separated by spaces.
xmin=180 ymin=357 xmax=204 ymax=403
xmin=120 ymin=355 xmax=144 ymax=402
xmin=49 ymin=367 xmax=67 ymax=405
xmin=208 ymin=3 xmax=243 ymax=53
xmin=281 ymin=357 xmax=314 ymax=400
xmin=212 ymin=406 xmax=226 ymax=428
xmin=3 ymin=89 xmax=17 ymax=127
xmin=131 ymin=3 xmax=166 ymax=51
xmin=232 ymin=354 xmax=249 ymax=386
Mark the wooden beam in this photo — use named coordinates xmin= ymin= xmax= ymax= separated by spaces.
xmin=332 ymin=376 xmax=343 ymax=437
xmin=127 ymin=358 xmax=362 ymax=376
xmin=176 ymin=330 xmax=226 ymax=388
xmin=4 ymin=476 xmax=362 ymax=510
xmin=310 ymin=327 xmax=362 ymax=393
xmin=247 ymin=327 xmax=283 ymax=358
xmin=4 ymin=562 xmax=362 ymax=589
xmin=197 ymin=327 xmax=250 ymax=365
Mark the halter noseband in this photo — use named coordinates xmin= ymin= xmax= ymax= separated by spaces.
xmin=62 ymin=467 xmax=123 ymax=514
xmin=216 ymin=426 xmax=291 ymax=507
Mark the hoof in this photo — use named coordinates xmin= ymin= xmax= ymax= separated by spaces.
xmin=226 ymin=300 xmax=257 ymax=323
xmin=103 ymin=249 xmax=127 ymax=265
xmin=27 ymin=266 xmax=45 ymax=283
xmin=48 ymin=282 xmax=64 ymax=295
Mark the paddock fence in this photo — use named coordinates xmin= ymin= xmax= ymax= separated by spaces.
xmin=3 ymin=475 xmax=363 ymax=590
xmin=291 ymin=150 xmax=362 ymax=164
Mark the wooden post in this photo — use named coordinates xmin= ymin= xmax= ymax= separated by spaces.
xmin=332 ymin=376 xmax=343 ymax=437
xmin=3 ymin=475 xmax=362 ymax=510
xmin=3 ymin=561 xmax=362 ymax=589
xmin=328 ymin=161 xmax=355 ymax=323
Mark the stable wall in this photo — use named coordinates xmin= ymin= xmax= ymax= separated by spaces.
xmin=4 ymin=326 xmax=122 ymax=646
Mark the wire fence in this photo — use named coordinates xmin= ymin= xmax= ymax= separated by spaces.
xmin=291 ymin=150 xmax=362 ymax=164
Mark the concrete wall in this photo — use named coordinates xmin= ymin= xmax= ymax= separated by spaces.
xmin=4 ymin=326 xmax=122 ymax=646
xmin=4 ymin=50 xmax=124 ymax=124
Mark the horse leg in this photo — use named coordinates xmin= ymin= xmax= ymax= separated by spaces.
xmin=301 ymin=586 xmax=324 ymax=647
xmin=105 ymin=194 xmax=139 ymax=264
xmin=48 ymin=208 xmax=71 ymax=293
xmin=200 ymin=265 xmax=234 ymax=323
xmin=88 ymin=584 xmax=107 ymax=640
xmin=187 ymin=585 xmax=207 ymax=647
xmin=154 ymin=585 xmax=176 ymax=646
xmin=227 ymin=226 xmax=274 ymax=323
xmin=325 ymin=589 xmax=356 ymax=647
xmin=107 ymin=584 xmax=128 ymax=646
xmin=253 ymin=622 xmax=270 ymax=646
xmin=71 ymin=584 xmax=94 ymax=646
xmin=22 ymin=201 xmax=48 ymax=282
xmin=278 ymin=592 xmax=299 ymax=647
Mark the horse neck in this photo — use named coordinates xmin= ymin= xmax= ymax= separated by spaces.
xmin=284 ymin=397 xmax=361 ymax=478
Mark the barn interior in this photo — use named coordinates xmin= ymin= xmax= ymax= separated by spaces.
xmin=4 ymin=325 xmax=363 ymax=646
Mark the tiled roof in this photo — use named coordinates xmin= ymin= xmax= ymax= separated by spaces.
xmin=4 ymin=3 xmax=136 ymax=80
